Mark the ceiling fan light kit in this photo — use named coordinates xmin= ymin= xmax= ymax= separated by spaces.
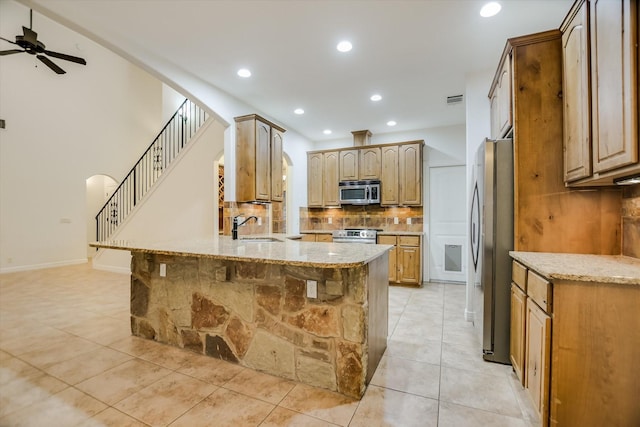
xmin=0 ymin=9 xmax=87 ymax=74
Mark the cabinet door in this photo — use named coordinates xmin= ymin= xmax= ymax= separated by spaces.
xmin=378 ymin=235 xmax=397 ymax=282
xmin=307 ymin=153 xmax=324 ymax=207
xmin=398 ymin=244 xmax=421 ymax=285
xmin=590 ymin=0 xmax=638 ymax=173
xmin=489 ymin=55 xmax=512 ymax=139
xmin=525 ymin=299 xmax=551 ymax=422
xmin=254 ymin=120 xmax=271 ymax=201
xmin=381 ymin=145 xmax=399 ymax=206
xmin=360 ymin=147 xmax=381 ymax=180
xmin=399 ymin=143 xmax=422 ymax=206
xmin=510 ymin=284 xmax=526 ymax=386
xmin=316 ymin=234 xmax=333 ymax=242
xmin=339 ymin=149 xmax=359 ymax=181
xmin=271 ymin=128 xmax=284 ymax=201
xmin=562 ymin=1 xmax=592 ymax=182
xmin=323 ymin=151 xmax=340 ymax=207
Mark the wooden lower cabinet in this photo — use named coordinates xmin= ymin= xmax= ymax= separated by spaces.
xmin=510 ymin=283 xmax=526 ymax=385
xmin=300 ymin=233 xmax=332 ymax=242
xmin=525 ymin=298 xmax=551 ymax=423
xmin=511 ymin=256 xmax=640 ymax=427
xmin=378 ymin=235 xmax=421 ymax=285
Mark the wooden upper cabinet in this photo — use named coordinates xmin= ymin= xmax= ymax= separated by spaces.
xmin=271 ymin=128 xmax=284 ymax=201
xmin=307 ymin=152 xmax=323 ymax=207
xmin=490 ymin=54 xmax=513 ymax=139
xmin=562 ymin=0 xmax=592 ymax=182
xmin=323 ymin=151 xmax=340 ymax=206
xmin=339 ymin=149 xmax=359 ymax=181
xmin=339 ymin=147 xmax=382 ymax=181
xmin=359 ymin=147 xmax=381 ymax=180
xmin=235 ymin=114 xmax=285 ymax=203
xmin=380 ymin=145 xmax=399 ymax=205
xmin=399 ymin=143 xmax=422 ymax=205
xmin=590 ymin=0 xmax=638 ymax=174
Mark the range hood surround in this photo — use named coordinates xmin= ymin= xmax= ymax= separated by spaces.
xmin=351 ymin=130 xmax=372 ymax=146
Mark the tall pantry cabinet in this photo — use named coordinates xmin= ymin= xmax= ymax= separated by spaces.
xmin=492 ymin=30 xmax=621 ymax=255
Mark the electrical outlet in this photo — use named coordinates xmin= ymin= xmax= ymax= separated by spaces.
xmin=257 ymin=217 xmax=262 ymax=226
xmin=328 ymin=217 xmax=332 ymax=224
xmin=306 ymin=280 xmax=318 ymax=298
xmin=159 ymin=263 xmax=167 ymax=277
xmin=394 ymin=217 xmax=399 ymax=224
xmin=406 ymin=218 xmax=412 ymax=225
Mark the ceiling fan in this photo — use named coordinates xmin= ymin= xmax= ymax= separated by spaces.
xmin=0 ymin=9 xmax=86 ymax=74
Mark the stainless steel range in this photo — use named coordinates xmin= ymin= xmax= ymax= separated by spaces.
xmin=332 ymin=229 xmax=378 ymax=244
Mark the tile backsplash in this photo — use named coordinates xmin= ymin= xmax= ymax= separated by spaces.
xmin=300 ymin=205 xmax=423 ymax=232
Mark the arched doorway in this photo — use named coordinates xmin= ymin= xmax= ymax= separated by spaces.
xmin=86 ymin=174 xmax=118 ymax=258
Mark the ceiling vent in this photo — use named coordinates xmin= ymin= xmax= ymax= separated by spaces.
xmin=447 ymin=94 xmax=464 ymax=105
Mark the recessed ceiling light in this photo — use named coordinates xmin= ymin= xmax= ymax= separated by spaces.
xmin=337 ymin=40 xmax=352 ymax=53
xmin=480 ymin=2 xmax=501 ymax=17
xmin=370 ymin=94 xmax=382 ymax=102
xmin=294 ymin=108 xmax=304 ymax=115
xmin=237 ymin=68 xmax=251 ymax=78
xmin=323 ymin=129 xmax=332 ymax=135
xmin=387 ymin=120 xmax=397 ymax=127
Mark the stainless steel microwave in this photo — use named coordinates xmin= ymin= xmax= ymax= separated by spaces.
xmin=339 ymin=180 xmax=381 ymax=205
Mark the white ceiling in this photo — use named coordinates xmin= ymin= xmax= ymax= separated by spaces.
xmin=13 ymin=0 xmax=572 ymax=142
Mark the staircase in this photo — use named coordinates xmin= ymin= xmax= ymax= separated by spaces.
xmin=96 ymin=98 xmax=208 ymax=241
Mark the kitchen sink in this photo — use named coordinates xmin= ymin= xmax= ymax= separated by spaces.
xmin=239 ymin=237 xmax=282 ymax=243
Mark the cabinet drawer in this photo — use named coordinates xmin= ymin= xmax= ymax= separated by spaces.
xmin=527 ymin=270 xmax=552 ymax=313
xmin=377 ymin=235 xmax=397 ymax=245
xmin=398 ymin=236 xmax=420 ymax=246
xmin=512 ymin=261 xmax=527 ymax=291
xmin=316 ymin=234 xmax=333 ymax=242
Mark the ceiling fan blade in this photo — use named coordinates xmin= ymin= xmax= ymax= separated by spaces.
xmin=37 ymin=55 xmax=66 ymax=74
xmin=44 ymin=49 xmax=86 ymax=65
xmin=0 ymin=36 xmax=19 ymax=45
xmin=0 ymin=49 xmax=25 ymax=56
xmin=22 ymin=26 xmax=38 ymax=45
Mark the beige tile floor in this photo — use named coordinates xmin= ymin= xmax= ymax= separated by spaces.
xmin=0 ymin=263 xmax=538 ymax=426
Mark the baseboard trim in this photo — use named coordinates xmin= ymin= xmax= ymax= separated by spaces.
xmin=0 ymin=259 xmax=88 ymax=274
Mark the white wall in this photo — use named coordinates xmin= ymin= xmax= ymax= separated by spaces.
xmin=1 ymin=0 xmax=316 ymax=272
xmin=94 ymin=119 xmax=225 ymax=272
xmin=464 ymin=69 xmax=493 ymax=321
xmin=0 ymin=0 xmax=165 ymax=272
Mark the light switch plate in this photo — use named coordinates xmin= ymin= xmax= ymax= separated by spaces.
xmin=306 ymin=280 xmax=317 ymax=298
xmin=159 ymin=263 xmax=167 ymax=277
xmin=394 ymin=217 xmax=399 ymax=224
xmin=406 ymin=218 xmax=412 ymax=225
xmin=328 ymin=217 xmax=332 ymax=224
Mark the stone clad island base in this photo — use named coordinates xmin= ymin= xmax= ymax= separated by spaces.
xmin=129 ymin=250 xmax=388 ymax=399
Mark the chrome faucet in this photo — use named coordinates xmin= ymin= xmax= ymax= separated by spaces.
xmin=232 ymin=215 xmax=258 ymax=240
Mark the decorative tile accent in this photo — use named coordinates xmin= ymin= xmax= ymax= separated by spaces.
xmin=299 ymin=205 xmax=423 ymax=232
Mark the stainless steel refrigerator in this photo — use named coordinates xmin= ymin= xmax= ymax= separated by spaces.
xmin=470 ymin=138 xmax=513 ymax=364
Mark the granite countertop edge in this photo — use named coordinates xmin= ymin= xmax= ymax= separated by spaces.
xmin=300 ymin=230 xmax=424 ymax=236
xmin=509 ymin=251 xmax=640 ymax=286
xmin=91 ymin=234 xmax=392 ymax=268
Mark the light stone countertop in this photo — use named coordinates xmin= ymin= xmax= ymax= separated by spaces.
xmin=510 ymin=252 xmax=640 ymax=286
xmin=91 ymin=234 xmax=392 ymax=268
xmin=300 ymin=230 xmax=424 ymax=236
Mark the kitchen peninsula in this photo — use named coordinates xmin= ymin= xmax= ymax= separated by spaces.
xmin=91 ymin=235 xmax=391 ymax=399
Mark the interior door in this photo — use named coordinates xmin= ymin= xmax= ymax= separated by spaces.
xmin=429 ymin=165 xmax=466 ymax=282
